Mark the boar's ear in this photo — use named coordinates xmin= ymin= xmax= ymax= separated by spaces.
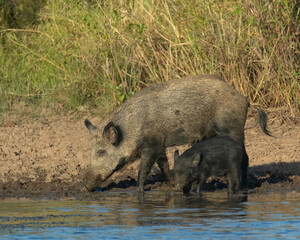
xmin=85 ymin=119 xmax=97 ymax=135
xmin=191 ymin=153 xmax=201 ymax=168
xmin=103 ymin=122 xmax=121 ymax=145
xmin=174 ymin=150 xmax=180 ymax=162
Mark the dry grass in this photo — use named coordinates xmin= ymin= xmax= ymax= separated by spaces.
xmin=0 ymin=0 xmax=299 ymax=116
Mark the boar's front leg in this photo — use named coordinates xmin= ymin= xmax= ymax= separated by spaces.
xmin=137 ymin=138 xmax=173 ymax=192
xmin=157 ymin=155 xmax=174 ymax=188
xmin=137 ymin=147 xmax=157 ymax=192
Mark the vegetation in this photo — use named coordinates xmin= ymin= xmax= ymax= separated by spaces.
xmin=0 ymin=0 xmax=299 ymax=117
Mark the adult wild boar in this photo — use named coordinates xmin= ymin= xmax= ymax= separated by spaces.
xmin=84 ymin=75 xmax=270 ymax=192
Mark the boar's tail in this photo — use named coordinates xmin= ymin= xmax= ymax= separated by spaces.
xmin=250 ymin=105 xmax=272 ymax=137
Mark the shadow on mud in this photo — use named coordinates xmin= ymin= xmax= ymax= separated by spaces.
xmin=96 ymin=174 xmax=165 ymax=192
xmin=248 ymin=161 xmax=299 ymax=189
xmin=98 ymin=162 xmax=300 ymax=192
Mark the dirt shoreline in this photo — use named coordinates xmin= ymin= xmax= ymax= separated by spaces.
xmin=0 ymin=107 xmax=299 ymax=199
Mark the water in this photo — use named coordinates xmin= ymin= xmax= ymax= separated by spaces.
xmin=0 ymin=191 xmax=299 ymax=239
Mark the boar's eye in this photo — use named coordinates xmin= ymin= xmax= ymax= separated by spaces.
xmin=97 ymin=150 xmax=106 ymax=156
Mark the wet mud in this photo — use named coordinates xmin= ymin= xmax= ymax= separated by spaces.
xmin=1 ymin=166 xmax=299 ymax=200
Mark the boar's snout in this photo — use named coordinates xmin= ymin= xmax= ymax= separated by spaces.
xmin=83 ymin=170 xmax=103 ymax=192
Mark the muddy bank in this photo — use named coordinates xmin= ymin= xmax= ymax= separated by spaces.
xmin=1 ymin=173 xmax=299 ymax=200
xmin=0 ymin=107 xmax=299 ymax=199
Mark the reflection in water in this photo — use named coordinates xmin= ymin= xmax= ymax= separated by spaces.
xmin=0 ymin=191 xmax=299 ymax=239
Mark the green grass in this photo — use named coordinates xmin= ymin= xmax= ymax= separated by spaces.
xmin=0 ymin=0 xmax=299 ymax=117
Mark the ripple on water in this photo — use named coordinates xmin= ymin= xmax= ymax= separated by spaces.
xmin=0 ymin=191 xmax=299 ymax=239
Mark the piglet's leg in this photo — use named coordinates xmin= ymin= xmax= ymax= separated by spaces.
xmin=196 ymin=177 xmax=207 ymax=196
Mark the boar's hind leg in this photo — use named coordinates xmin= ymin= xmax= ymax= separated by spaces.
xmin=240 ymin=149 xmax=249 ymax=190
xmin=157 ymin=155 xmax=174 ymax=188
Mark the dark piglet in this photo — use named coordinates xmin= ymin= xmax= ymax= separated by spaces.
xmin=174 ymin=136 xmax=247 ymax=195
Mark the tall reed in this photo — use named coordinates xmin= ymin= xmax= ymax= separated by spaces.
xmin=0 ymin=0 xmax=299 ymax=116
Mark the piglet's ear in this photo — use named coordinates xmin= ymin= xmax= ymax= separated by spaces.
xmin=191 ymin=153 xmax=201 ymax=168
xmin=103 ymin=122 xmax=121 ymax=145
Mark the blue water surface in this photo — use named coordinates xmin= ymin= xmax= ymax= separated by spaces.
xmin=0 ymin=191 xmax=299 ymax=239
